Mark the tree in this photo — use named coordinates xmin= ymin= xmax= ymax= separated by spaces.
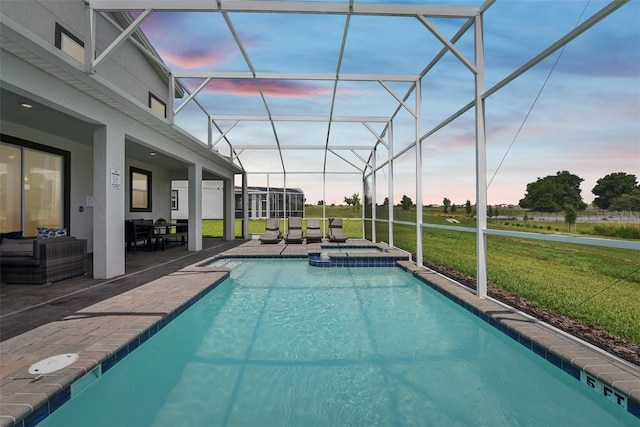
xmin=592 ymin=172 xmax=639 ymax=209
xmin=383 ymin=197 xmax=389 ymax=206
xmin=317 ymin=200 xmax=324 ymax=206
xmin=400 ymin=195 xmax=413 ymax=210
xmin=487 ymin=205 xmax=494 ymax=217
xmin=564 ymin=205 xmax=577 ymax=232
xmin=344 ymin=193 xmax=361 ymax=207
xmin=519 ymin=171 xmax=587 ymax=212
xmin=450 ymin=204 xmax=457 ymax=214
xmin=609 ymin=189 xmax=640 ymax=211
xmin=443 ymin=198 xmax=451 ymax=213
xmin=465 ymin=200 xmax=472 ymax=216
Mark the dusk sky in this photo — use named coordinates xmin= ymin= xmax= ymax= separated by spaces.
xmin=136 ymin=0 xmax=639 ymax=206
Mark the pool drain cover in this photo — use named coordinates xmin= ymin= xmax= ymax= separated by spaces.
xmin=28 ymin=353 xmax=78 ymax=375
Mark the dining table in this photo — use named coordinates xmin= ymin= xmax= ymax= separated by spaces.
xmin=134 ymin=222 xmax=178 ymax=251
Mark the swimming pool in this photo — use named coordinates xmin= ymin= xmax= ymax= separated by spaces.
xmin=39 ymin=259 xmax=637 ymax=426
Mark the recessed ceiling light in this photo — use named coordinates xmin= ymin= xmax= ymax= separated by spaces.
xmin=150 ymin=152 xmax=156 ymax=156
xmin=20 ymin=103 xmax=33 ymax=109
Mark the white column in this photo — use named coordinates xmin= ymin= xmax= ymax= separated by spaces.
xmin=223 ymin=177 xmax=235 ymax=240
xmin=188 ymin=163 xmax=202 ymax=251
xmin=475 ymin=13 xmax=488 ymax=298
xmin=92 ymin=125 xmax=125 ymax=279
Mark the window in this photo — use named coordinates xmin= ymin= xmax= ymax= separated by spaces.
xmin=55 ymin=23 xmax=84 ymax=64
xmin=171 ymin=190 xmax=179 ymax=210
xmin=149 ymin=93 xmax=167 ymax=118
xmin=130 ymin=167 xmax=152 ymax=212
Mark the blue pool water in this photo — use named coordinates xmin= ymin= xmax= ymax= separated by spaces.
xmin=41 ymin=259 xmax=636 ymax=426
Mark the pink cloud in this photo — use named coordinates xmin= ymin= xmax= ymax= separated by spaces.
xmin=159 ymin=49 xmax=230 ymax=70
xmin=193 ymin=79 xmax=342 ymax=99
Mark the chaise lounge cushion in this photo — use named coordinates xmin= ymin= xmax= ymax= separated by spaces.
xmin=259 ymin=218 xmax=281 ymax=244
xmin=285 ymin=217 xmax=304 ymax=244
xmin=306 ymin=218 xmax=323 ymax=243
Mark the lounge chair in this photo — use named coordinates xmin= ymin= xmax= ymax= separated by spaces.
xmin=306 ymin=218 xmax=323 ymax=243
xmin=285 ymin=217 xmax=304 ymax=244
xmin=328 ymin=218 xmax=348 ymax=242
xmin=259 ymin=218 xmax=281 ymax=244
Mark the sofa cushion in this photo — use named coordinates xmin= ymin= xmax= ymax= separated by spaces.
xmin=0 ymin=239 xmax=35 ymax=257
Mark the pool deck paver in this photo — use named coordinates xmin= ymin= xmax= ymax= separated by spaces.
xmin=1 ymin=239 xmax=639 ymax=425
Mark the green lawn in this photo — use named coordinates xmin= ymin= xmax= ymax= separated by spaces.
xmin=201 ymin=207 xmax=640 ymax=348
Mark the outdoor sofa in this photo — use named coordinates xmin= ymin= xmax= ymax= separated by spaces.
xmin=0 ymin=236 xmax=88 ymax=285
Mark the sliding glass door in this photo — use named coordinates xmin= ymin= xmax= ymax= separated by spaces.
xmin=0 ymin=141 xmax=65 ymax=237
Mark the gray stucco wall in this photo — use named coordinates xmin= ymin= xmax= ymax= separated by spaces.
xmin=0 ymin=1 xmax=170 ymax=113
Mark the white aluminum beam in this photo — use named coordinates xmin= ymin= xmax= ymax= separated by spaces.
xmin=388 ymin=120 xmax=394 ymax=247
xmin=417 ymin=15 xmax=476 ymax=74
xmin=371 ymin=148 xmax=377 ymax=242
xmin=415 ymin=79 xmax=423 ymax=268
xmin=209 ymin=115 xmax=390 ymax=122
xmin=90 ymin=1 xmax=479 ymax=18
xmin=98 ymin=11 xmax=172 ymax=75
xmin=211 ymin=119 xmax=239 ymax=147
xmin=175 ymin=77 xmax=212 ymax=115
xmin=483 ymin=0 xmax=627 ymax=99
xmin=379 ymin=81 xmax=416 ymax=118
xmin=328 ymin=150 xmax=364 ymax=172
xmin=232 ymin=145 xmax=373 ymax=150
xmin=474 ymin=12 xmax=488 ymax=299
xmin=362 ymin=121 xmax=388 ymax=149
xmin=352 ymin=150 xmax=372 ymax=170
xmin=92 ymin=9 xmax=152 ymax=71
xmin=84 ymin=5 xmax=96 ymax=73
xmin=421 ymin=0 xmax=628 ymax=145
xmin=245 ymin=171 xmax=361 ymax=175
xmin=173 ymin=71 xmax=418 ymax=82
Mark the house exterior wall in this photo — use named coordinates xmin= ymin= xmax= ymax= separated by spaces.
xmin=0 ymin=1 xmax=170 ymax=115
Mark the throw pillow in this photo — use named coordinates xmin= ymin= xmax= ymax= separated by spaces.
xmin=37 ymin=227 xmax=67 ymax=238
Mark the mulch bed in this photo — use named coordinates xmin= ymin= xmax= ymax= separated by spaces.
xmin=421 ymin=259 xmax=640 ymax=367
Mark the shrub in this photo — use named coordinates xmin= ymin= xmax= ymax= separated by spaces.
xmin=593 ymin=224 xmax=640 ymax=239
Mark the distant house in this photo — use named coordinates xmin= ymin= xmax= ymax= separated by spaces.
xmin=171 ymin=181 xmax=304 ymax=219
xmin=171 ymin=181 xmax=224 ymax=220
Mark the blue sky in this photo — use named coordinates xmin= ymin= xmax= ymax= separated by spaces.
xmin=137 ymin=0 xmax=639 ymax=206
